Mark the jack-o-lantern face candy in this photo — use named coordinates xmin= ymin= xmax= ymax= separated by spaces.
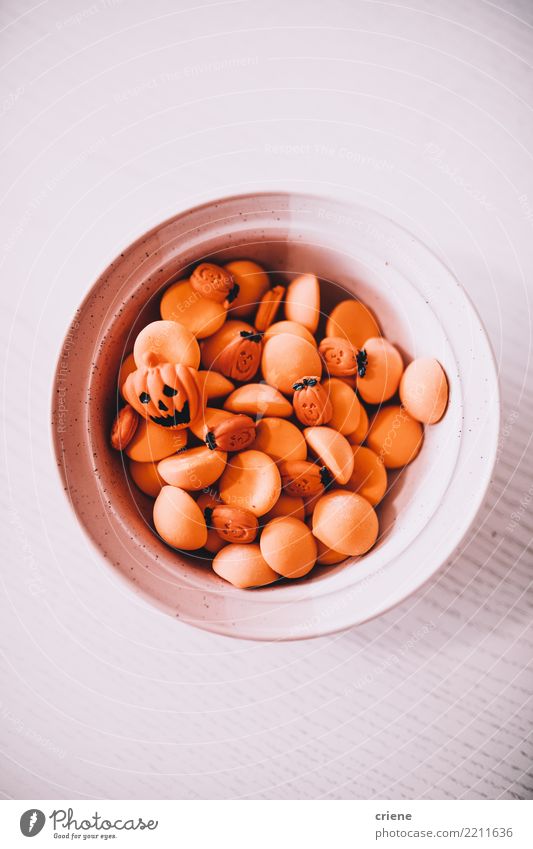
xmin=292 ymin=376 xmax=332 ymax=426
xmin=201 ymin=321 xmax=263 ymax=382
xmin=318 ymin=337 xmax=360 ymax=378
xmin=218 ymin=330 xmax=263 ymax=381
xmin=123 ymin=359 xmax=202 ymax=429
xmin=190 ymin=262 xmax=239 ymax=306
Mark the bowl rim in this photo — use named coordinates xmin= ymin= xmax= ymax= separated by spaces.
xmin=50 ymin=190 xmax=501 ymax=640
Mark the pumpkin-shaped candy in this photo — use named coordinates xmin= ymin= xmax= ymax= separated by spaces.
xmin=318 ymin=337 xmax=359 ymax=378
xmin=279 ymin=460 xmax=332 ymax=498
xmin=293 ymin=376 xmax=333 ymax=426
xmin=209 ymin=504 xmax=258 ymax=544
xmin=190 ymin=262 xmax=239 ymax=305
xmin=217 ymin=329 xmax=263 ymax=381
xmin=123 ymin=359 xmax=202 ymax=429
xmin=254 ymin=285 xmax=285 ymax=332
xmin=205 ymin=414 xmax=256 ymax=452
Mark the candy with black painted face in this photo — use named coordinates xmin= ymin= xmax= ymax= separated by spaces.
xmin=123 ymin=360 xmax=202 ymax=429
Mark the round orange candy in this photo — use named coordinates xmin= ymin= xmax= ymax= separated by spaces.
xmin=160 ymin=278 xmax=227 ymax=338
xmin=326 ymin=299 xmax=380 ymax=348
xmin=219 ymin=450 xmax=281 ymax=517
xmin=264 ymin=320 xmax=317 ymax=347
xmin=223 ymin=383 xmax=293 ymax=418
xmin=153 ymin=486 xmax=207 ymax=550
xmin=312 ymin=490 xmax=379 ymax=556
xmin=212 ymin=543 xmax=279 ymax=588
xmin=366 ymin=405 xmax=424 ymax=468
xmin=399 ymin=357 xmax=448 ymax=424
xmin=260 ymin=517 xmax=317 ymax=579
xmin=129 ymin=459 xmax=164 ymax=498
xmin=125 ymin=419 xmax=187 ymax=462
xmin=322 ymin=378 xmax=361 ymax=434
xmin=196 ymin=370 xmax=234 ymax=403
xmin=315 ymin=538 xmax=348 ymax=566
xmin=303 ymin=426 xmax=354 ymax=485
xmin=263 ymin=494 xmax=305 ymax=523
xmin=133 ymin=320 xmax=200 ymax=369
xmin=284 ymin=274 xmax=320 ymax=333
xmin=262 ymin=334 xmax=322 ymax=395
xmin=223 ymin=260 xmax=270 ymax=318
xmin=347 ymin=405 xmax=369 ymax=445
xmin=357 ymin=337 xmax=403 ymax=405
xmin=346 ymin=446 xmax=387 ymax=506
xmin=158 ymin=446 xmax=226 ymax=491
xmin=254 ymin=417 xmax=307 ymax=464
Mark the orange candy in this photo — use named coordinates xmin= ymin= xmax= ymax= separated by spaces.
xmin=399 ymin=357 xmax=448 ymax=424
xmin=312 ymin=491 xmax=379 ymax=556
xmin=125 ymin=419 xmax=187 ymax=462
xmin=212 ymin=544 xmax=279 ymax=588
xmin=129 ymin=459 xmax=164 ymax=498
xmin=326 ymin=299 xmax=380 ymax=348
xmin=260 ymin=517 xmax=317 ymax=579
xmin=201 ymin=320 xmax=262 ymax=382
xmin=357 ymin=337 xmax=403 ymax=405
xmin=112 ymin=256 xmax=449 ymax=588
xmin=284 ymin=274 xmax=320 ymax=334
xmin=303 ymin=426 xmax=354 ymax=485
xmin=219 ymin=450 xmax=281 ymax=517
xmin=321 ymin=378 xmax=361 ymax=435
xmin=254 ymin=417 xmax=307 ymax=464
xmin=160 ymin=278 xmax=227 ymax=338
xmin=346 ymin=446 xmax=387 ymax=506
xmin=262 ymin=334 xmax=322 ymax=395
xmin=366 ymin=406 xmax=424 ymax=468
xmin=133 ymin=320 xmax=200 ymax=369
xmin=153 ymin=486 xmax=207 ymax=550
xmin=347 ymin=405 xmax=369 ymax=445
xmin=224 ymin=260 xmax=270 ymax=318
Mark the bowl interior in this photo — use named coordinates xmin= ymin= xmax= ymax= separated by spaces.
xmin=52 ymin=193 xmax=497 ymax=639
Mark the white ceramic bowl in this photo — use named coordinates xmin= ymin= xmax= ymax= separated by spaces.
xmin=51 ymin=192 xmax=500 ymax=640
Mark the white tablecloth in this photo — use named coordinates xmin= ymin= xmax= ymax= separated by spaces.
xmin=1 ymin=0 xmax=531 ymax=799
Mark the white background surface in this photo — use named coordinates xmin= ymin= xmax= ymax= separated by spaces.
xmin=1 ymin=0 xmax=532 ymax=800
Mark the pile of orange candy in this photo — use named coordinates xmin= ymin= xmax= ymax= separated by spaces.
xmin=111 ymin=260 xmax=448 ymax=588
